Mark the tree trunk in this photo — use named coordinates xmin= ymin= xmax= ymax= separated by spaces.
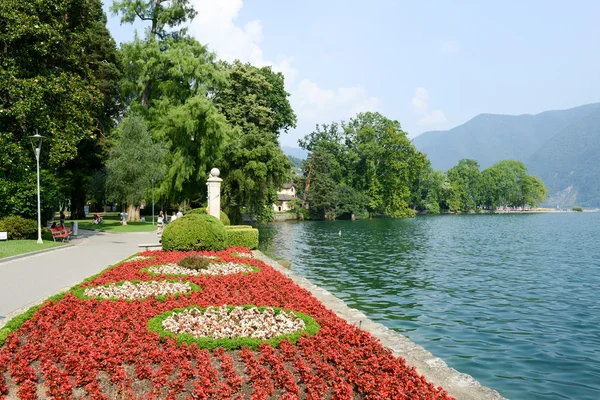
xmin=127 ymin=204 xmax=141 ymax=221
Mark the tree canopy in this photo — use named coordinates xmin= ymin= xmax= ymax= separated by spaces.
xmin=0 ymin=0 xmax=121 ymax=220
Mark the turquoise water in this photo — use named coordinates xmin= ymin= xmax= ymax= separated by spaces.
xmin=259 ymin=213 xmax=600 ymax=400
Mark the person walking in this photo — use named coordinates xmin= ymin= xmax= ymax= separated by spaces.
xmin=157 ymin=211 xmax=164 ymax=241
xmin=176 ymin=210 xmax=183 ymax=218
xmin=170 ymin=211 xmax=177 ymax=222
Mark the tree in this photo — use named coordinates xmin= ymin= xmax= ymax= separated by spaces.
xmin=117 ymin=34 xmax=231 ymax=202
xmin=479 ymin=160 xmax=547 ymax=209
xmin=111 ymin=0 xmax=196 ymax=107
xmin=0 ymin=0 xmax=121 ymax=219
xmin=344 ymin=112 xmax=427 ymax=218
xmin=105 ymin=114 xmax=166 ymax=221
xmin=445 ymin=159 xmax=482 ymax=211
xmin=213 ymin=61 xmax=296 ymax=223
xmin=410 ymin=164 xmax=444 ymax=213
xmin=304 ymin=151 xmax=338 ymax=220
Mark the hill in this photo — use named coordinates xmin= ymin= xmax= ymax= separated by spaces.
xmin=412 ymin=103 xmax=600 ymax=207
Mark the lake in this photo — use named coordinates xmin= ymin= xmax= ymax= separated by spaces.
xmin=259 ymin=213 xmax=600 ymax=400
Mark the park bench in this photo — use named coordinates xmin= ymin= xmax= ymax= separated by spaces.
xmin=138 ymin=243 xmax=162 ymax=251
xmin=50 ymin=226 xmax=71 ymax=242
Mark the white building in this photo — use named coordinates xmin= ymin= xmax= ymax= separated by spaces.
xmin=273 ymin=184 xmax=297 ymax=212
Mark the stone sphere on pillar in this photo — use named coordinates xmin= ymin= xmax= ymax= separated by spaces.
xmin=210 ymin=168 xmax=220 ymax=178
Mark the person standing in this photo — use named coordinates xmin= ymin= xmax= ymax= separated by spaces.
xmin=170 ymin=211 xmax=177 ymax=222
xmin=59 ymin=209 xmax=65 ymax=226
xmin=176 ymin=210 xmax=183 ymax=218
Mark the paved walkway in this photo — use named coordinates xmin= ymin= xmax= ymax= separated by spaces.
xmin=0 ymin=230 xmax=157 ymax=321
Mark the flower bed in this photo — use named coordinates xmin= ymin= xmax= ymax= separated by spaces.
xmin=145 ymin=261 xmax=257 ymax=277
xmin=73 ymin=280 xmax=201 ymax=301
xmin=0 ymin=246 xmax=454 ymax=399
xmin=149 ymin=305 xmax=320 ymax=351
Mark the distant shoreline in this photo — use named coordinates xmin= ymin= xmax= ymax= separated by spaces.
xmin=428 ymin=208 xmax=600 ymax=215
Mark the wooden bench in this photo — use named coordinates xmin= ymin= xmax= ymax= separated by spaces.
xmin=138 ymin=243 xmax=162 ymax=251
xmin=50 ymin=226 xmax=71 ymax=242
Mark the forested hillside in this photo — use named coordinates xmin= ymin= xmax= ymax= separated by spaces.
xmin=413 ymin=103 xmax=600 ymax=207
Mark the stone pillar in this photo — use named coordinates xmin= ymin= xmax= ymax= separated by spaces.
xmin=206 ymin=168 xmax=223 ymax=220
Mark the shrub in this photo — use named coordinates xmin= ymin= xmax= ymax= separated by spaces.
xmin=187 ymin=208 xmax=230 ymax=225
xmin=572 ymin=205 xmax=584 ymax=212
xmin=0 ymin=216 xmax=38 ymax=240
xmin=225 ymin=226 xmax=259 ymax=249
xmin=224 ymin=225 xmax=253 ymax=230
xmin=177 ymin=255 xmax=212 ymax=270
xmin=162 ymin=214 xmax=226 ymax=251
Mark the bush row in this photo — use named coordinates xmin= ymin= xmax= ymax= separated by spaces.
xmin=161 ymin=211 xmax=258 ymax=251
xmin=0 ymin=216 xmax=38 ymax=240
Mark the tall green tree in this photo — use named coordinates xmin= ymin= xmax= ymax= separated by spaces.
xmin=213 ymin=61 xmax=296 ymax=223
xmin=0 ymin=0 xmax=121 ymax=219
xmin=410 ymin=164 xmax=444 ymax=213
xmin=444 ymin=159 xmax=482 ymax=211
xmin=111 ymin=0 xmax=196 ymax=107
xmin=105 ymin=114 xmax=166 ymax=220
xmin=478 ymin=160 xmax=547 ymax=209
xmin=344 ymin=112 xmax=427 ymax=218
xmin=304 ymin=151 xmax=338 ymax=220
xmin=113 ymin=1 xmax=232 ymax=204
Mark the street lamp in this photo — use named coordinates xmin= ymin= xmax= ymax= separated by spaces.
xmin=29 ymin=131 xmax=45 ymax=244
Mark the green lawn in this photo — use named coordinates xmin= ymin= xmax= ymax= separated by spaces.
xmin=76 ymin=219 xmax=158 ymax=233
xmin=0 ymin=240 xmax=66 ymax=259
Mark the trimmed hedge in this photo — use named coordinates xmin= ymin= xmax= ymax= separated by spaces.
xmin=148 ymin=305 xmax=320 ymax=350
xmin=187 ymin=208 xmax=230 ymax=226
xmin=225 ymin=226 xmax=259 ymax=249
xmin=0 ymin=216 xmax=38 ymax=240
xmin=225 ymin=225 xmax=253 ymax=230
xmin=162 ymin=214 xmax=226 ymax=251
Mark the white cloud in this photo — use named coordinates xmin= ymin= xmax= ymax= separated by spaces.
xmin=441 ymin=40 xmax=459 ymax=54
xmin=412 ymin=87 xmax=429 ymax=113
xmin=418 ymin=110 xmax=447 ymax=126
xmin=295 ymin=79 xmax=380 ymax=122
xmin=188 ymin=0 xmax=297 ymax=84
xmin=186 ymin=0 xmax=380 ymax=145
xmin=411 ymin=87 xmax=447 ymax=127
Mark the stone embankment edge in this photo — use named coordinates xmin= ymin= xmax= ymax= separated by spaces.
xmin=254 ymin=250 xmax=507 ymax=400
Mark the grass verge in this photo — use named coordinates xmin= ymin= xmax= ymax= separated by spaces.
xmin=0 ymin=240 xmax=66 ymax=259
xmin=76 ymin=219 xmax=158 ymax=233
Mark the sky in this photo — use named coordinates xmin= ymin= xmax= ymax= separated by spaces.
xmin=103 ymin=0 xmax=600 ymax=148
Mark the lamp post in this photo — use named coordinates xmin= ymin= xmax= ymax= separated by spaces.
xmin=29 ymin=132 xmax=45 ymax=244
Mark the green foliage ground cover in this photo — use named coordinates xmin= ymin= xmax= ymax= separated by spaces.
xmin=0 ymin=240 xmax=65 ymax=259
xmin=147 ymin=305 xmax=320 ymax=351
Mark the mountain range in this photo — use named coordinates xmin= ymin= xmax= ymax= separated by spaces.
xmin=412 ymin=103 xmax=600 ymax=207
